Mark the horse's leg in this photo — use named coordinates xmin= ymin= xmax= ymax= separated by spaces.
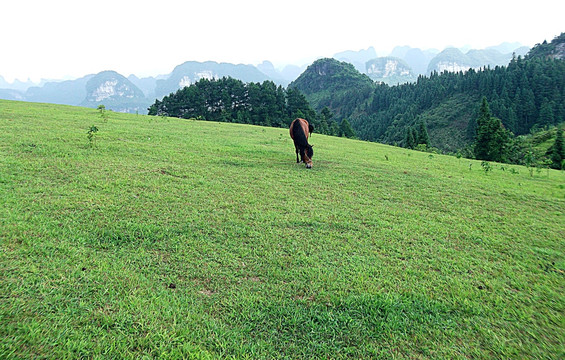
xmin=295 ymin=146 xmax=300 ymax=163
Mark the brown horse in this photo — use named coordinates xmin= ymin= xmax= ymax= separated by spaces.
xmin=289 ymin=118 xmax=314 ymax=168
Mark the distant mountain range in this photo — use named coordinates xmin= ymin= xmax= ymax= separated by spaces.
xmin=336 ymin=43 xmax=530 ymax=85
xmin=0 ymin=42 xmax=532 ymax=113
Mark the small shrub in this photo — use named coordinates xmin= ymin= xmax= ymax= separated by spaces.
xmin=414 ymin=144 xmax=428 ymax=152
xmin=481 ymin=161 xmax=492 ymax=174
xmin=524 ymin=151 xmax=536 ymax=177
xmin=97 ymin=105 xmax=109 ymax=123
xmin=87 ymin=125 xmax=99 ymax=147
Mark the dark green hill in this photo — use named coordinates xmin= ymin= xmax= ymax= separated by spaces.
xmin=288 ymin=58 xmax=375 ymax=119
xmin=289 ymin=58 xmax=374 ymax=95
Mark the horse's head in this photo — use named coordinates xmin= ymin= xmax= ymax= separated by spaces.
xmin=304 ymin=145 xmax=313 ymax=169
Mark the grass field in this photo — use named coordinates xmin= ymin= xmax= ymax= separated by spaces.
xmin=1 ymin=100 xmax=564 ymax=359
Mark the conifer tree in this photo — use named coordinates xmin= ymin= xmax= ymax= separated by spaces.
xmin=539 ymin=100 xmax=554 ymax=127
xmin=321 ymin=107 xmax=333 ymax=121
xmin=404 ymin=127 xmax=415 ymax=149
xmin=411 ymin=128 xmax=419 ymax=147
xmin=417 ymin=119 xmax=430 ymax=146
xmin=474 ymin=97 xmax=510 ymax=162
xmin=551 ymin=128 xmax=564 ymax=169
xmin=340 ymin=118 xmax=356 ymax=138
xmin=475 ymin=98 xmax=492 ymax=160
xmin=329 ymin=121 xmax=340 ymax=137
xmin=319 ymin=107 xmax=333 ymax=135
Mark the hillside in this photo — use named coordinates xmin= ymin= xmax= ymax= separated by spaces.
xmin=366 ymin=53 xmax=565 ymax=151
xmin=526 ymin=32 xmax=565 ymax=60
xmin=1 ymin=100 xmax=564 ymax=358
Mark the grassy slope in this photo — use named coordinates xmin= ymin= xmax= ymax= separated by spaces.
xmin=1 ymin=100 xmax=564 ymax=359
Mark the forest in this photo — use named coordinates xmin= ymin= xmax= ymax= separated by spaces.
xmin=351 ymin=55 xmax=565 ymax=143
xmin=148 ymin=78 xmax=308 ymax=127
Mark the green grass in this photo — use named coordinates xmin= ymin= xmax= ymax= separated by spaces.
xmin=1 ymin=100 xmax=564 ymax=359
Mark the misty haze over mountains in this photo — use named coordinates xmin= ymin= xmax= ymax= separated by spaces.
xmin=0 ymin=42 xmax=530 ymax=114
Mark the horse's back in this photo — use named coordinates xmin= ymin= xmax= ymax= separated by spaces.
xmin=290 ymin=118 xmax=309 ymax=141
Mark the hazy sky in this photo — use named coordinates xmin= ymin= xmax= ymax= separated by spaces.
xmin=1 ymin=0 xmax=563 ymax=82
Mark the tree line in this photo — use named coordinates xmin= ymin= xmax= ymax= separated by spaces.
xmin=147 ymin=77 xmax=356 ymax=138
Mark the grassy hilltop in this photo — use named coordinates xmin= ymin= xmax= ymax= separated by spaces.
xmin=1 ymin=100 xmax=564 ymax=359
